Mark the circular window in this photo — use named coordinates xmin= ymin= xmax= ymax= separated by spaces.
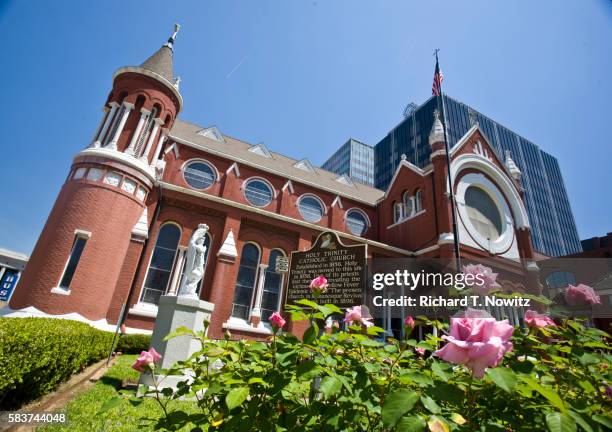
xmin=464 ymin=186 xmax=503 ymax=241
xmin=298 ymin=196 xmax=324 ymax=222
xmin=244 ymin=179 xmax=273 ymax=207
xmin=346 ymin=210 xmax=369 ymax=236
xmin=183 ymin=161 xmax=216 ymax=190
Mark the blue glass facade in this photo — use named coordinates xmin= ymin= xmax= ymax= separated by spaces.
xmin=373 ymin=95 xmax=582 ymax=257
xmin=322 ymin=139 xmax=374 ymax=186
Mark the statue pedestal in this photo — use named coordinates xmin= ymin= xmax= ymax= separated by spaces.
xmin=139 ymin=295 xmax=215 ymax=391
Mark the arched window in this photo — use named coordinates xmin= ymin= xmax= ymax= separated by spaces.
xmin=298 ymin=195 xmax=325 ymax=223
xmin=140 ymin=223 xmax=181 ymax=304
xmin=414 ymin=189 xmax=422 ymax=213
xmin=393 ymin=201 xmax=403 ymax=223
xmin=261 ymin=249 xmax=286 ymax=322
xmin=346 ymin=209 xmax=369 ymax=236
xmin=244 ymin=178 xmax=274 ymax=207
xmin=183 ymin=160 xmax=217 ymax=190
xmin=403 ymin=191 xmax=414 ymax=218
xmin=231 ymin=243 xmax=260 ymax=320
xmin=134 ymin=104 xmax=160 ymax=157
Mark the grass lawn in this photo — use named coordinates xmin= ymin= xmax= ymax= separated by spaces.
xmin=40 ymin=354 xmax=200 ymax=432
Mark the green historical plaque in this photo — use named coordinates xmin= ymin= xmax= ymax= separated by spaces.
xmin=286 ymin=231 xmax=366 ymax=309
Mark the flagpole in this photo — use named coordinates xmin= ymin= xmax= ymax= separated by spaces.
xmin=434 ymin=50 xmax=462 ymax=273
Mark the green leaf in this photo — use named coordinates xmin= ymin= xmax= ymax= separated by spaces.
xmin=303 ymin=322 xmax=319 ymax=344
xmin=294 ymin=299 xmax=319 ymax=309
xmin=381 ymin=389 xmax=420 ymax=427
xmin=297 ymin=360 xmax=319 ymax=379
xmin=225 ymin=386 xmax=249 ymax=410
xmin=578 ymin=353 xmax=599 ymax=366
xmin=545 ymin=412 xmax=576 ymax=432
xmin=319 ymin=376 xmax=342 ymax=398
xmin=521 ymin=376 xmax=566 ymax=413
xmin=592 ymin=414 xmax=612 ymax=429
xmin=396 ymin=415 xmax=426 ymax=432
xmin=420 ymin=395 xmax=441 ymax=414
xmin=486 ymin=368 xmax=517 ymax=393
xmin=431 ymin=361 xmax=450 ymax=381
xmin=567 ymin=411 xmax=593 ymax=432
xmin=97 ymin=396 xmax=123 ymax=414
xmin=163 ymin=326 xmax=194 ymax=341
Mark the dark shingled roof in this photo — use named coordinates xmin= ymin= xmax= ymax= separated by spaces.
xmin=140 ymin=45 xmax=174 ymax=82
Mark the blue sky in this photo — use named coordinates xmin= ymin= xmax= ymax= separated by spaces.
xmin=0 ymin=0 xmax=610 ymax=255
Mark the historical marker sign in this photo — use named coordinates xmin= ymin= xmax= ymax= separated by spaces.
xmin=286 ymin=231 xmax=366 ymax=309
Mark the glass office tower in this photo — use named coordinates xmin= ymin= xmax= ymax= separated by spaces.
xmin=373 ymin=94 xmax=582 ymax=257
xmin=322 ymin=138 xmax=375 ymax=186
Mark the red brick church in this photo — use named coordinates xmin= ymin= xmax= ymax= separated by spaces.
xmin=6 ymin=29 xmax=541 ymax=339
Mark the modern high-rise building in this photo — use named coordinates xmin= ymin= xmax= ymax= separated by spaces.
xmin=321 ymin=138 xmax=374 ymax=186
xmin=322 ymin=94 xmax=582 ymax=257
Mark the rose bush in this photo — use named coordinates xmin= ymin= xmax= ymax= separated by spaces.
xmin=116 ymin=291 xmax=612 ymax=432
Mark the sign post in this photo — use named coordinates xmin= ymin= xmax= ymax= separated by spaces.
xmin=285 ymin=231 xmax=366 ymax=309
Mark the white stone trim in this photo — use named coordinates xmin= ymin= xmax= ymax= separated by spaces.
xmin=226 ymin=162 xmax=241 ymax=178
xmin=132 ymin=208 xmax=149 ymax=238
xmin=161 ymin=181 xmax=414 ymax=256
xmin=222 ymin=317 xmax=273 ymax=335
xmin=106 ymin=102 xmax=134 ymax=150
xmin=50 ymin=287 xmax=71 ymax=295
xmin=74 ymin=229 xmax=92 ymax=239
xmin=331 ymin=195 xmax=343 ymax=209
xmin=386 ymin=209 xmax=426 ymax=230
xmin=450 ymin=153 xmax=529 ymax=229
xmin=128 ymin=302 xmax=159 ymax=318
xmin=217 ymin=229 xmax=238 ymax=258
xmin=169 ymin=134 xmax=380 ymax=206
xmin=242 ymin=176 xmax=278 ymax=206
xmin=113 ymin=66 xmax=183 ymax=110
xmin=74 ymin=147 xmax=156 ymax=183
xmin=282 ymin=180 xmax=294 ymax=194
xmin=181 ymin=158 xmax=220 ymax=190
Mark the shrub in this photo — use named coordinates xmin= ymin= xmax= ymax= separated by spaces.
xmin=124 ymin=298 xmax=612 ymax=431
xmin=0 ymin=317 xmax=113 ymax=408
xmin=116 ymin=333 xmax=151 ymax=354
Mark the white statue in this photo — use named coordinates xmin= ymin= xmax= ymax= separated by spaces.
xmin=178 ymin=224 xmax=209 ymax=298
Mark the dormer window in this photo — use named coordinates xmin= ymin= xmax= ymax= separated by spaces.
xmin=293 ymin=159 xmax=315 ymax=173
xmin=248 ymin=143 xmax=272 ymax=158
xmin=197 ymin=126 xmax=226 ymax=143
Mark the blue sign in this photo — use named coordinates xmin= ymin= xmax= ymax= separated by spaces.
xmin=0 ymin=269 xmax=19 ymax=302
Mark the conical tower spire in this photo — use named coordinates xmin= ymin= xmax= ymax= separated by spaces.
xmin=139 ymin=24 xmax=180 ymax=82
xmin=429 ymin=109 xmax=445 ymax=146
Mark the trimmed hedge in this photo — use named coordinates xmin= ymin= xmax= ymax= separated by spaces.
xmin=116 ymin=333 xmax=151 ymax=354
xmin=0 ymin=317 xmax=113 ymax=409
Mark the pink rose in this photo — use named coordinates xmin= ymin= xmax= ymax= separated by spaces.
xmin=269 ymin=311 xmax=286 ymax=330
xmin=309 ymin=275 xmax=329 ymax=296
xmin=415 ymin=347 xmax=426 ymax=356
xmin=564 ymin=284 xmax=601 ymax=306
xmin=404 ymin=316 xmax=415 ymax=329
xmin=524 ymin=309 xmax=556 ymax=329
xmin=434 ymin=317 xmax=514 ymax=378
xmin=344 ymin=305 xmax=373 ymax=327
xmin=131 ymin=347 xmax=162 ymax=372
xmin=462 ymin=264 xmax=501 ymax=295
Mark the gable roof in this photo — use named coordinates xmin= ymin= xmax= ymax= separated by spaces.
xmin=168 ymin=119 xmax=385 ymax=205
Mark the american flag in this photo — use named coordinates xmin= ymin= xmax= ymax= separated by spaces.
xmin=432 ymin=57 xmax=444 ymax=96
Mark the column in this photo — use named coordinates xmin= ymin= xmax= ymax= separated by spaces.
xmin=150 ymin=129 xmax=169 ymax=165
xmin=167 ymin=247 xmax=187 ymax=296
xmin=106 ymin=102 xmax=134 ymax=151
xmin=140 ymin=118 xmax=164 ymax=162
xmin=93 ymin=102 xmax=119 ymax=148
xmin=88 ymin=106 xmax=110 ymax=148
xmin=249 ymin=263 xmax=268 ymax=325
xmin=125 ymin=108 xmax=151 ymax=156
